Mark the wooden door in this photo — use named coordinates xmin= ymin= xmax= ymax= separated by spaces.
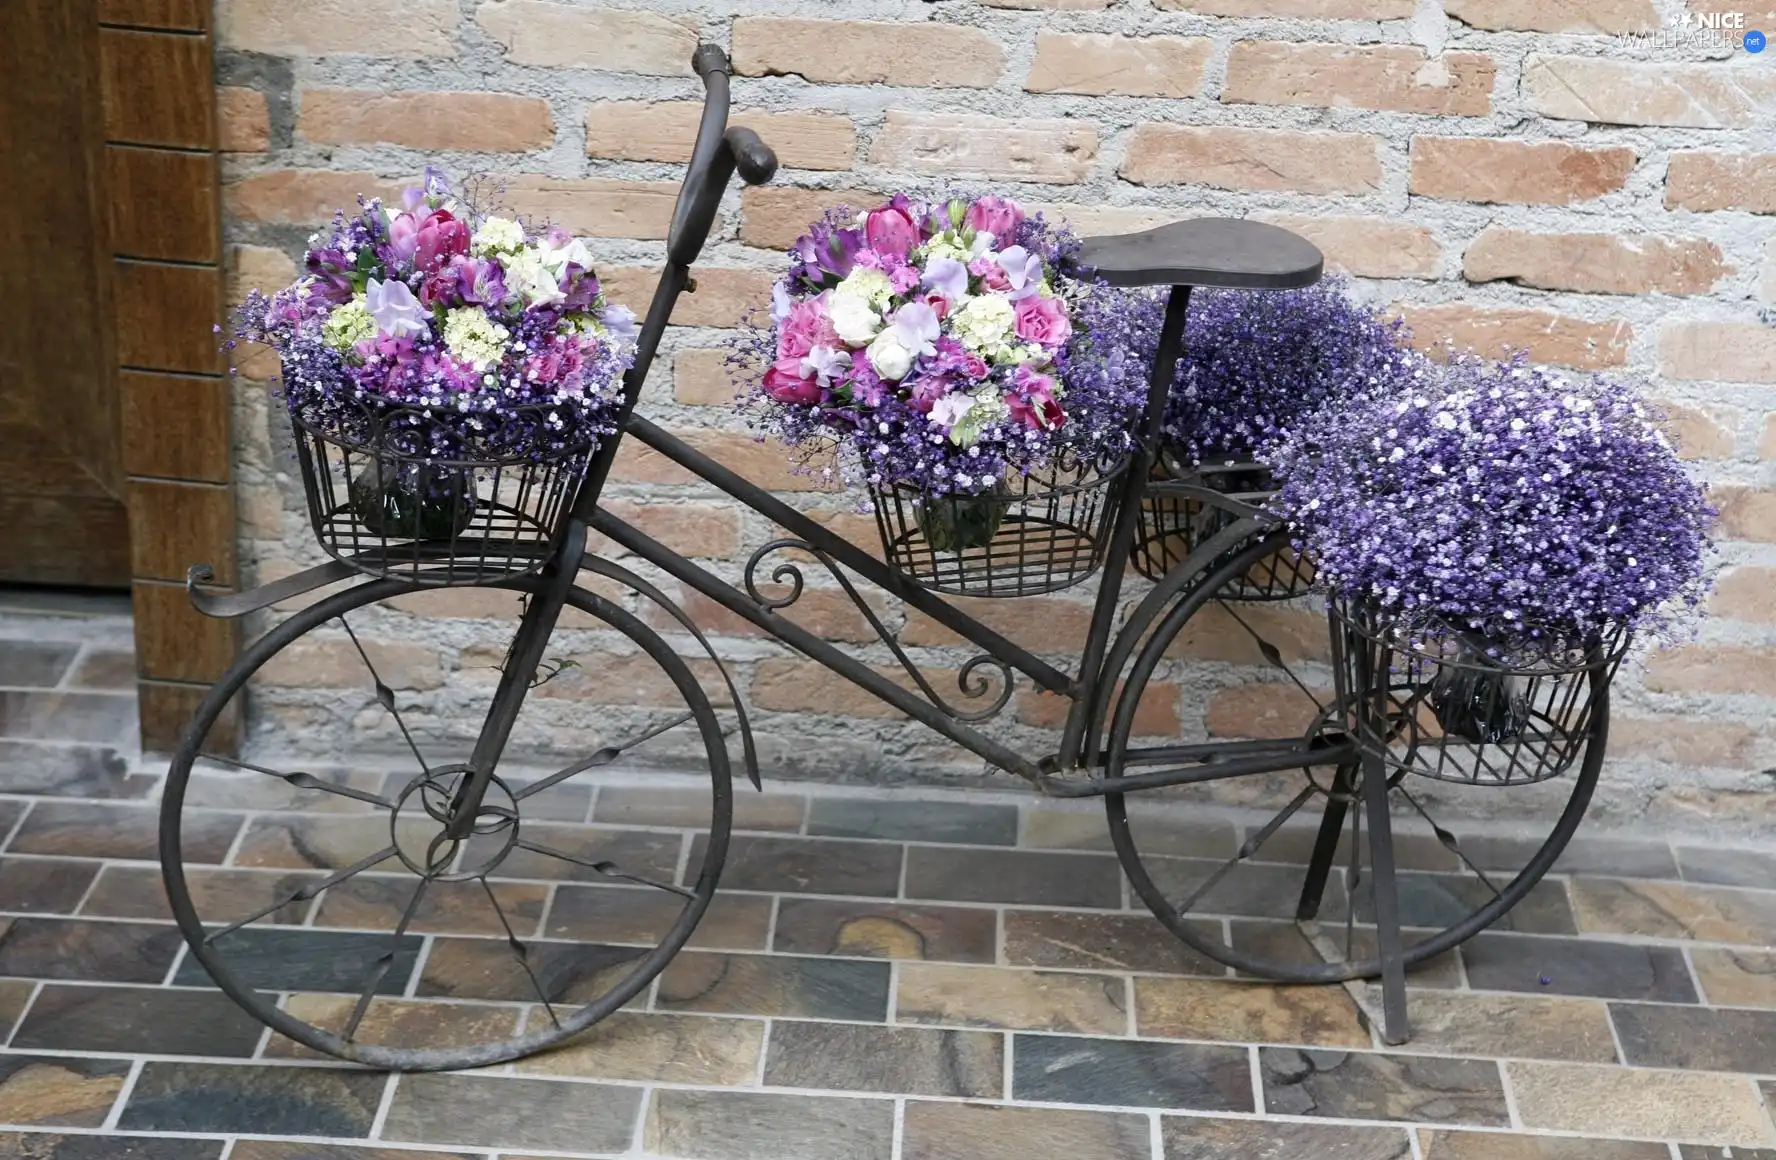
xmin=0 ymin=0 xmax=130 ymax=588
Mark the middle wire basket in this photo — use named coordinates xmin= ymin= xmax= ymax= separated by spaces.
xmin=1328 ymin=598 xmax=1629 ymax=786
xmin=869 ymin=453 xmax=1128 ymax=597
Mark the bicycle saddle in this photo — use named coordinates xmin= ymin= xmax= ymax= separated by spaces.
xmin=1074 ymin=217 xmax=1324 ymax=291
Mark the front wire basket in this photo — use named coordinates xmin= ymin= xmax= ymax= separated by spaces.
xmin=1329 ymin=598 xmax=1629 ymax=786
xmin=1134 ymin=447 xmax=1314 ymax=598
xmin=290 ymin=395 xmax=595 ymax=586
xmin=869 ymin=453 xmax=1128 ymax=597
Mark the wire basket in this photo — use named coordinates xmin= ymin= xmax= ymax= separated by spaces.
xmin=289 ymin=394 xmax=596 ymax=586
xmin=1328 ymin=599 xmax=1628 ymax=787
xmin=869 ymin=454 xmax=1128 ymax=597
xmin=1133 ymin=450 xmax=1314 ymax=598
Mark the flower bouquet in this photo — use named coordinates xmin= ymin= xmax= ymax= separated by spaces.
xmin=232 ymin=170 xmax=637 ymax=581
xmin=736 ymin=193 xmax=1149 ymax=594
xmin=1272 ymin=355 xmax=1713 ymax=781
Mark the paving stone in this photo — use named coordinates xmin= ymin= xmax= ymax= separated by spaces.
xmin=1352 ymin=873 xmax=1576 ymax=935
xmin=645 ymin=1088 xmax=894 ymax=1160
xmin=478 ymin=780 xmax=591 ymax=823
xmin=594 ymin=784 xmax=806 ymax=832
xmin=1678 ymin=1147 xmax=1776 ymax=1160
xmin=313 ymin=875 xmax=547 ymax=937
xmin=1675 ymin=846 xmax=1776 ymax=890
xmin=1140 ymin=856 xmax=1350 ymax=921
xmin=383 ymin=1073 xmax=641 ymax=1152
xmin=0 ymin=642 xmax=79 ymax=687
xmin=689 ymin=833 xmax=903 ymax=897
xmin=1021 ymin=807 xmax=1237 ymax=858
xmin=230 ymin=815 xmax=451 ymax=872
xmin=901 ymin=1101 xmax=1151 ymax=1160
xmin=417 ymin=936 xmax=650 ymax=1003
xmin=10 ymin=802 xmax=239 ymax=863
xmin=1611 ymin=1002 xmax=1776 ymax=1073
xmin=172 ymin=927 xmax=421 ymax=994
xmin=808 ymin=798 xmax=1018 ymax=845
xmin=897 ymin=962 xmax=1128 ymax=1035
xmin=1571 ymin=877 xmax=1776 ymax=946
xmin=1355 ymin=988 xmax=1615 ymax=1062
xmin=1230 ymin=921 xmax=1464 ymax=989
xmin=1252 ymin=822 xmax=1461 ymax=872
xmin=1166 ymin=1117 xmax=1414 ymax=1159
xmin=515 ymin=1011 xmax=763 ymax=1084
xmin=0 ymin=979 xmax=34 ymax=1039
xmin=0 ymin=918 xmax=181 ymax=983
xmin=181 ymin=768 xmax=387 ymax=812
xmin=1459 ymin=932 xmax=1697 ymax=1002
xmin=0 ymin=858 xmax=99 ymax=914
xmin=118 ymin=1062 xmax=385 ymax=1136
xmin=1261 ymin=1048 xmax=1510 ymax=1127
xmin=1014 ymin=1033 xmax=1253 ymax=1111
xmin=230 ymin=1145 xmax=480 ymax=1160
xmin=548 ymin=882 xmax=773 ymax=950
xmin=0 ymin=692 xmax=137 ymax=745
xmin=12 ymin=984 xmax=264 ymax=1056
xmin=0 ymin=1056 xmax=131 ymax=1127
xmin=1509 ymin=1061 xmax=1773 ymax=1145
xmin=1135 ymin=978 xmax=1370 ymax=1047
xmin=1457 ymin=835 xmax=1679 ymax=880
xmin=465 ymin=822 xmax=683 ymax=883
xmin=81 ymin=865 xmax=317 ymax=925
xmin=0 ymin=1134 xmax=221 ymax=1160
xmin=0 ymin=802 xmax=24 ymax=842
xmin=265 ymin=995 xmax=522 ymax=1060
xmin=764 ymin=1020 xmax=1002 ymax=1097
xmin=773 ymin=897 xmax=996 ymax=962
xmin=903 ymin=847 xmax=1122 ymax=908
xmin=657 ymin=951 xmax=891 ymax=1020
xmin=1690 ymin=948 xmax=1776 ymax=1008
xmin=1418 ymin=1130 xmax=1672 ymax=1158
xmin=64 ymin=650 xmax=136 ymax=691
xmin=1004 ymin=909 xmax=1223 ymax=975
xmin=0 ymin=742 xmax=152 ymax=799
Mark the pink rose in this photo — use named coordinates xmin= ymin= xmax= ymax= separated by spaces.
xmin=1014 ymin=295 xmax=1072 ymax=347
xmin=763 ymin=356 xmax=822 ymax=405
xmin=777 ymin=293 xmax=839 ymax=360
xmin=965 ymin=195 xmax=1025 ymax=241
xmin=865 ymin=206 xmax=919 ymax=258
xmin=971 ymin=257 xmax=1011 ymax=292
xmin=413 ymin=210 xmax=470 ymax=273
xmin=960 ymin=352 xmax=989 ymax=379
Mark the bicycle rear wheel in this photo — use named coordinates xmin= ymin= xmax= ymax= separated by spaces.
xmin=158 ymin=576 xmax=731 ymax=1071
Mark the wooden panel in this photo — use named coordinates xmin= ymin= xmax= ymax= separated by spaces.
xmin=99 ymin=29 xmax=212 ymax=148
xmin=99 ymin=0 xmax=208 ymax=31
xmin=139 ymin=679 xmax=236 ymax=755
xmin=133 ymin=581 xmax=237 ymax=683
xmin=107 ymin=146 xmax=218 ymax=262
xmin=0 ymin=496 xmax=131 ymax=587
xmin=126 ymin=478 xmax=236 ymax=585
xmin=114 ymin=260 xmax=223 ymax=373
xmin=119 ymin=371 xmax=231 ymax=482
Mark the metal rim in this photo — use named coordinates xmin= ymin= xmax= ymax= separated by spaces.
xmin=1103 ymin=530 xmax=1606 ymax=984
xmin=159 ymin=576 xmax=732 ymax=1071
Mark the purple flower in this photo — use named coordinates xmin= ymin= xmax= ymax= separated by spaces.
xmin=304 ymin=248 xmax=354 ymax=305
xmin=366 ymin=278 xmax=429 ymax=341
xmin=921 ymin=256 xmax=969 ymax=302
xmin=601 ymin=303 xmax=639 ymax=343
xmin=997 ymin=246 xmax=1044 ymax=301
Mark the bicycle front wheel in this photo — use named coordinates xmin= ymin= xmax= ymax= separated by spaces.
xmin=157 ymin=575 xmax=732 ymax=1071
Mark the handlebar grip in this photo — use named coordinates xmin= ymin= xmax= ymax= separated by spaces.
xmin=692 ymin=44 xmax=731 ymax=79
xmin=724 ymin=126 xmax=778 ymax=186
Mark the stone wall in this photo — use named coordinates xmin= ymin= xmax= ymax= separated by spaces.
xmin=214 ymin=0 xmax=1776 ymax=828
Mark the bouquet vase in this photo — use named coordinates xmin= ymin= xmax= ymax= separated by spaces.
xmin=916 ymin=484 xmax=1012 ymax=554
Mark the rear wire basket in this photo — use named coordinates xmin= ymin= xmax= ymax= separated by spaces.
xmin=1329 ymin=598 xmax=1628 ymax=786
xmin=1133 ymin=449 xmax=1314 ymax=599
xmin=289 ymin=395 xmax=595 ymax=586
xmin=869 ymin=454 xmax=1128 ymax=597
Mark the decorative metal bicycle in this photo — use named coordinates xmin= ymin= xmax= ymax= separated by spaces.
xmin=161 ymin=46 xmax=1620 ymax=1070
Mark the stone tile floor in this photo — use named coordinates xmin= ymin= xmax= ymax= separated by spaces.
xmin=1 ymin=589 xmax=1775 ymax=1159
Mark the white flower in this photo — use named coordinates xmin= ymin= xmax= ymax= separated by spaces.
xmin=836 ymin=267 xmax=894 ymax=308
xmin=928 ymin=391 xmax=976 ymax=433
xmin=471 ymin=216 xmax=526 ymax=256
xmin=867 ymin=332 xmax=915 ymax=381
xmin=829 ymin=291 xmax=883 ymax=346
xmin=953 ymin=294 xmax=1015 ymax=352
xmin=443 ymin=307 xmax=510 ymax=371
xmin=801 ymin=345 xmax=852 ymax=388
xmin=539 ymin=234 xmax=595 ymax=278
xmin=502 ymin=248 xmax=565 ymax=308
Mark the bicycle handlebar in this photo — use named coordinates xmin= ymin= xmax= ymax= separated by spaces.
xmin=666 ymin=45 xmax=778 ymax=266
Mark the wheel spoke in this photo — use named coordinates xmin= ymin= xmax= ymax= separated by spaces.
xmin=511 ymin=711 xmax=695 ymax=802
xmin=1397 ymin=786 xmax=1505 ymax=903
xmin=1216 ymin=598 xmax=1325 ymax=714
xmin=203 ymin=845 xmax=398 ymax=945
xmin=197 ymin=752 xmax=395 ymax=810
xmin=342 ymin=870 xmax=432 ymax=1041
xmin=479 ymin=876 xmax=559 ymax=1029
xmin=513 ymin=839 xmax=696 ymax=899
xmin=1174 ymin=785 xmax=1315 ymax=917
xmin=339 ymin=616 xmax=430 ymax=774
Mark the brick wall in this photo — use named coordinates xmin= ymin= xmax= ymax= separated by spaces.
xmin=216 ymin=0 xmax=1776 ymax=828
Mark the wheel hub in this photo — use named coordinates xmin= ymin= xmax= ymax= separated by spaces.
xmin=391 ymin=765 xmax=519 ymax=881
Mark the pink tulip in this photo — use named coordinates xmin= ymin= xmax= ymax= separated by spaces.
xmin=965 ymin=195 xmax=1025 ymax=240
xmin=865 ymin=205 xmax=919 ymax=258
xmin=763 ymin=356 xmax=823 ymax=404
xmin=413 ymin=209 xmax=470 ymax=273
